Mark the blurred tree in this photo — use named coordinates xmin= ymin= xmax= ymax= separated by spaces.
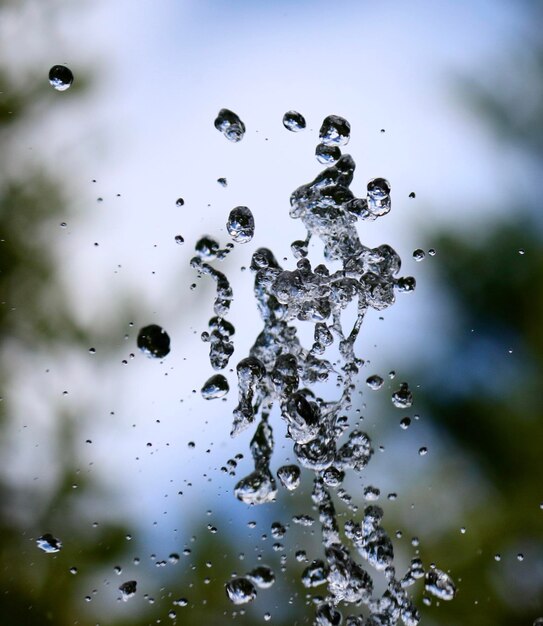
xmin=400 ymin=3 xmax=543 ymax=624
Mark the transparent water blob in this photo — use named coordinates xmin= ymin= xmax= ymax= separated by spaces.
xmin=48 ymin=65 xmax=73 ymax=91
xmin=174 ymin=235 xmax=184 ymax=245
xmin=424 ymin=569 xmax=456 ymax=600
xmin=214 ymin=108 xmax=246 ymax=142
xmin=412 ymin=249 xmax=425 ymax=261
xmin=367 ymin=178 xmax=391 ymax=217
xmin=201 ymin=374 xmax=229 ymax=399
xmin=175 ymin=197 xmax=184 ymax=206
xmin=246 ymin=565 xmax=276 ymax=588
xmin=225 ymin=577 xmax=257 ymax=604
xmin=366 ymin=375 xmax=384 ymax=390
xmin=315 ymin=143 xmax=341 ymax=164
xmin=119 ymin=580 xmax=137 ymax=601
xmin=137 ymin=324 xmax=171 ymax=358
xmin=226 ymin=206 xmax=255 ymax=243
xmin=319 ymin=115 xmax=351 ymax=146
xmin=391 ymin=382 xmax=413 ymax=408
xmin=283 ymin=110 xmax=306 ymax=132
xmin=36 ymin=533 xmax=62 ymax=553
xmin=277 ymin=464 xmax=301 ymax=490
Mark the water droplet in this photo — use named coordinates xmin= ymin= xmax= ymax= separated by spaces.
xmin=302 ymin=560 xmax=328 ymax=587
xmin=400 ymin=417 xmax=411 ymax=429
xmin=517 ymin=553 xmax=524 ymax=561
xmin=137 ymin=324 xmax=171 ymax=358
xmin=217 ymin=177 xmax=228 ymax=187
xmin=428 ymin=248 xmax=436 ymax=256
xmin=409 ymin=192 xmax=416 ymax=198
xmin=49 ymin=65 xmax=73 ymax=91
xmin=36 ymin=533 xmax=62 ymax=553
xmin=174 ymin=235 xmax=184 ymax=245
xmin=119 ymin=580 xmax=137 ymax=601
xmin=366 ymin=375 xmax=384 ymax=390
xmin=367 ymin=178 xmax=391 ymax=218
xmin=214 ymin=108 xmax=246 ymax=142
xmin=175 ymin=197 xmax=184 ymax=207
xmin=418 ymin=447 xmax=428 ymax=456
xmin=277 ymin=464 xmax=301 ymax=490
xmin=69 ymin=566 xmax=78 ymax=574
xmin=319 ymin=115 xmax=351 ymax=146
xmin=226 ymin=206 xmax=255 ymax=244
xmin=246 ymin=565 xmax=276 ymax=588
xmin=424 ymin=569 xmax=456 ymax=601
xmin=283 ymin=110 xmax=306 ymax=132
xmin=391 ymin=382 xmax=413 ymax=408
xmin=413 ymin=248 xmax=425 ymax=262
xmin=315 ymin=143 xmax=341 ymax=164
xmin=364 ymin=485 xmax=380 ymax=501
xmin=201 ymin=374 xmax=229 ymax=399
xmin=225 ymin=577 xmax=257 ymax=604
xmin=533 ymin=618 xmax=543 ymax=626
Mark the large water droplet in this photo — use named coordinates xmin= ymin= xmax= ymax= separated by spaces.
xmin=246 ymin=565 xmax=276 ymax=588
xmin=277 ymin=464 xmax=301 ymax=490
xmin=424 ymin=569 xmax=456 ymax=600
xmin=283 ymin=110 xmax=306 ymax=132
xmin=225 ymin=577 xmax=257 ymax=604
xmin=367 ymin=178 xmax=391 ymax=218
xmin=391 ymin=382 xmax=413 ymax=408
xmin=49 ymin=65 xmax=73 ymax=91
xmin=214 ymin=108 xmax=246 ymax=142
xmin=315 ymin=143 xmax=341 ymax=164
xmin=226 ymin=206 xmax=255 ymax=244
xmin=137 ymin=324 xmax=171 ymax=358
xmin=36 ymin=533 xmax=62 ymax=553
xmin=201 ymin=374 xmax=229 ymax=399
xmin=319 ymin=115 xmax=351 ymax=146
xmin=119 ymin=580 xmax=137 ymax=601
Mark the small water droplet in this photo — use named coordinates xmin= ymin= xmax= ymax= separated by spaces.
xmin=217 ymin=177 xmax=228 ymax=187
xmin=201 ymin=374 xmax=229 ymax=399
xmin=413 ymin=249 xmax=425 ymax=262
xmin=175 ymin=198 xmax=184 ymax=206
xmin=225 ymin=577 xmax=257 ymax=604
xmin=137 ymin=324 xmax=171 ymax=358
xmin=392 ymin=382 xmax=413 ymax=408
xmin=36 ymin=533 xmax=62 ymax=553
xmin=119 ymin=580 xmax=137 ymax=601
xmin=215 ymin=109 xmax=246 ymax=142
xmin=517 ymin=553 xmax=524 ymax=561
xmin=283 ymin=110 xmax=306 ymax=132
xmin=175 ymin=235 xmax=184 ymax=245
xmin=400 ymin=417 xmax=411 ymax=430
xmin=49 ymin=65 xmax=73 ymax=91
xmin=424 ymin=569 xmax=456 ymax=601
xmin=319 ymin=115 xmax=351 ymax=146
xmin=366 ymin=375 xmax=384 ymax=390
xmin=226 ymin=206 xmax=255 ymax=243
xmin=418 ymin=447 xmax=428 ymax=456
xmin=409 ymin=192 xmax=416 ymax=198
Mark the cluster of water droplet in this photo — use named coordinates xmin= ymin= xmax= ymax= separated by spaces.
xmin=203 ymin=111 xmax=456 ymax=623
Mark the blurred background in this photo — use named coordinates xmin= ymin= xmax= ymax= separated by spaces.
xmin=1 ymin=0 xmax=542 ymax=624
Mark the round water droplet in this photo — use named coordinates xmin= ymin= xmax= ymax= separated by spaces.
xmin=201 ymin=374 xmax=229 ymax=399
xmin=418 ymin=447 xmax=428 ymax=456
xmin=174 ymin=235 xmax=184 ymax=245
xmin=226 ymin=206 xmax=255 ymax=244
xmin=225 ymin=577 xmax=257 ymax=604
xmin=366 ymin=375 xmax=384 ymax=390
xmin=391 ymin=382 xmax=413 ymax=408
xmin=400 ymin=417 xmax=411 ymax=429
xmin=367 ymin=178 xmax=391 ymax=217
xmin=413 ymin=249 xmax=425 ymax=262
xmin=119 ymin=580 xmax=137 ymax=601
xmin=424 ymin=569 xmax=456 ymax=601
xmin=319 ymin=115 xmax=351 ymax=146
xmin=217 ymin=177 xmax=228 ymax=187
xmin=137 ymin=324 xmax=171 ymax=359
xmin=277 ymin=464 xmax=301 ymax=491
xmin=315 ymin=143 xmax=341 ymax=164
xmin=49 ymin=65 xmax=73 ymax=91
xmin=409 ymin=192 xmax=416 ymax=198
xmin=36 ymin=533 xmax=62 ymax=553
xmin=175 ymin=197 xmax=184 ymax=206
xmin=283 ymin=110 xmax=306 ymax=132
xmin=214 ymin=108 xmax=246 ymax=142
xmin=246 ymin=565 xmax=276 ymax=588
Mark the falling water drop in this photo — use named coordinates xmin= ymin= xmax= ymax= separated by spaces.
xmin=137 ymin=324 xmax=171 ymax=359
xmin=214 ymin=108 xmax=246 ymax=142
xmin=319 ymin=115 xmax=351 ymax=146
xmin=201 ymin=374 xmax=229 ymax=400
xmin=48 ymin=65 xmax=73 ymax=91
xmin=366 ymin=375 xmax=384 ymax=390
xmin=36 ymin=533 xmax=62 ymax=553
xmin=119 ymin=580 xmax=137 ymax=601
xmin=225 ymin=577 xmax=257 ymax=604
xmin=283 ymin=110 xmax=306 ymax=132
xmin=424 ymin=569 xmax=456 ymax=601
xmin=226 ymin=206 xmax=255 ymax=244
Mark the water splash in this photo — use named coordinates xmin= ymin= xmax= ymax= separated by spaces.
xmin=193 ymin=112 xmax=455 ymax=623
